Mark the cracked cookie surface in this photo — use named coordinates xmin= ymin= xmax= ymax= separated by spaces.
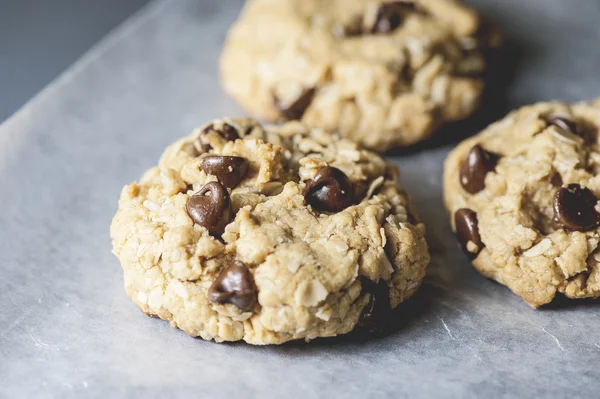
xmin=444 ymin=98 xmax=600 ymax=307
xmin=220 ymin=0 xmax=500 ymax=152
xmin=111 ymin=118 xmax=430 ymax=344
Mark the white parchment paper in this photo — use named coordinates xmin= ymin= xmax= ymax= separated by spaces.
xmin=1 ymin=0 xmax=599 ymax=397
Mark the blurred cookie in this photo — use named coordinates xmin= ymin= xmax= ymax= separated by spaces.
xmin=220 ymin=0 xmax=500 ymax=151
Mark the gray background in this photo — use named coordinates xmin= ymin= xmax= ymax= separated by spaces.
xmin=1 ymin=0 xmax=599 ymax=398
xmin=0 ymin=0 xmax=149 ymax=122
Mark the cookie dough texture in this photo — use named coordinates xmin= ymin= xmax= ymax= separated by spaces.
xmin=444 ymin=99 xmax=600 ymax=307
xmin=220 ymin=0 xmax=500 ymax=152
xmin=111 ymin=118 xmax=429 ymax=344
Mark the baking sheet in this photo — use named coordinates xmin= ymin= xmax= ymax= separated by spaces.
xmin=1 ymin=0 xmax=599 ymax=397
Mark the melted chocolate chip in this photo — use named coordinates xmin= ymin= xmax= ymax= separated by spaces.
xmin=198 ymin=123 xmax=240 ymax=152
xmin=200 ymin=155 xmax=249 ymax=189
xmin=371 ymin=2 xmax=420 ymax=34
xmin=545 ymin=116 xmax=579 ymax=135
xmin=208 ymin=262 xmax=257 ymax=312
xmin=357 ymin=277 xmax=392 ymax=335
xmin=552 ymin=184 xmax=600 ymax=232
xmin=186 ymin=181 xmax=232 ymax=236
xmin=275 ymin=88 xmax=316 ymax=120
xmin=459 ymin=144 xmax=498 ymax=194
xmin=304 ymin=167 xmax=355 ymax=213
xmin=454 ymin=208 xmax=483 ymax=257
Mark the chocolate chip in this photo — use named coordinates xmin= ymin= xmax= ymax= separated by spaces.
xmin=304 ymin=167 xmax=355 ymax=213
xmin=545 ymin=116 xmax=579 ymax=135
xmin=371 ymin=2 xmax=420 ymax=34
xmin=454 ymin=208 xmax=483 ymax=256
xmin=275 ymin=88 xmax=316 ymax=120
xmin=207 ymin=262 xmax=257 ymax=312
xmin=186 ymin=181 xmax=232 ymax=236
xmin=197 ymin=123 xmax=239 ymax=152
xmin=459 ymin=144 xmax=497 ymax=194
xmin=356 ymin=277 xmax=392 ymax=335
xmin=552 ymin=184 xmax=600 ymax=232
xmin=200 ymin=155 xmax=249 ymax=189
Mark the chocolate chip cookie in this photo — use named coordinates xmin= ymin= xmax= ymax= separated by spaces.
xmin=444 ymin=98 xmax=600 ymax=307
xmin=111 ymin=118 xmax=430 ymax=344
xmin=220 ymin=0 xmax=501 ymax=152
